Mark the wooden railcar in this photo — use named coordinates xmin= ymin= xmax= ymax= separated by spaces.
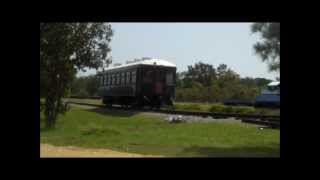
xmin=97 ymin=58 xmax=176 ymax=108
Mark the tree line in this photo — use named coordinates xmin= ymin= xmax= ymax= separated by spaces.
xmin=175 ymin=62 xmax=272 ymax=103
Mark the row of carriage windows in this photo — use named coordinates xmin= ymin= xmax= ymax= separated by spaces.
xmin=99 ymin=71 xmax=136 ymax=86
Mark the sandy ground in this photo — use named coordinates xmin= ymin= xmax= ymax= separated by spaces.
xmin=40 ymin=144 xmax=163 ymax=158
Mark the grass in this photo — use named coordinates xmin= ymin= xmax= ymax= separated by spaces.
xmin=63 ymin=98 xmax=103 ymax=105
xmin=40 ymin=107 xmax=280 ymax=157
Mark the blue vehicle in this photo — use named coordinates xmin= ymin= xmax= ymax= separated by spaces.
xmin=255 ymin=81 xmax=280 ymax=107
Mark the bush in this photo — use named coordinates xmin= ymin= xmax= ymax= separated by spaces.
xmin=209 ymin=104 xmax=255 ymax=114
xmin=174 ymin=103 xmax=203 ymax=111
xmin=209 ymin=103 xmax=225 ymax=113
xmin=224 ymin=106 xmax=234 ymax=113
xmin=254 ymin=108 xmax=280 ymax=115
xmin=174 ymin=102 xmax=257 ymax=114
xmin=231 ymin=106 xmax=255 ymax=114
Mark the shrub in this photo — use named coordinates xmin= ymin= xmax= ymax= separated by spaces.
xmin=255 ymin=108 xmax=280 ymax=115
xmin=209 ymin=104 xmax=256 ymax=114
xmin=175 ymin=102 xmax=257 ymax=114
xmin=224 ymin=106 xmax=235 ymax=113
xmin=174 ymin=103 xmax=202 ymax=111
xmin=209 ymin=103 xmax=225 ymax=113
xmin=231 ymin=106 xmax=255 ymax=114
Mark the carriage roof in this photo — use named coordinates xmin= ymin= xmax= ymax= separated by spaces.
xmin=268 ymin=81 xmax=280 ymax=86
xmin=103 ymin=58 xmax=176 ymax=72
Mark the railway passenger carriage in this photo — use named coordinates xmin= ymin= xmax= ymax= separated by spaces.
xmin=97 ymin=58 xmax=176 ymax=109
xmin=255 ymin=81 xmax=280 ymax=107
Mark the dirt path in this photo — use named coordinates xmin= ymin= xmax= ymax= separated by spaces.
xmin=40 ymin=144 xmax=163 ymax=158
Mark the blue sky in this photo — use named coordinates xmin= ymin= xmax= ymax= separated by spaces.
xmin=78 ymin=23 xmax=279 ymax=80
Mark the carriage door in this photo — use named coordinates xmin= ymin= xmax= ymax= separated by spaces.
xmin=142 ymin=69 xmax=153 ymax=96
xmin=155 ymin=69 xmax=164 ymax=95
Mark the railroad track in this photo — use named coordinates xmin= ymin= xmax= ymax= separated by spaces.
xmin=65 ymin=101 xmax=280 ymax=129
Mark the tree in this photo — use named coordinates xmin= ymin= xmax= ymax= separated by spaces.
xmin=251 ymin=23 xmax=280 ymax=72
xmin=70 ymin=76 xmax=88 ymax=97
xmin=176 ymin=72 xmax=186 ymax=88
xmin=86 ymin=75 xmax=99 ymax=96
xmin=216 ymin=64 xmax=240 ymax=87
xmin=40 ymin=23 xmax=113 ymax=128
xmin=70 ymin=75 xmax=100 ymax=97
xmin=185 ymin=62 xmax=217 ymax=102
xmin=217 ymin=64 xmax=227 ymax=78
xmin=186 ymin=62 xmax=217 ymax=87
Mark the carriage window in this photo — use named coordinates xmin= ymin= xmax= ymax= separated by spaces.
xmin=120 ymin=73 xmax=122 ymax=85
xmin=101 ymin=75 xmax=104 ymax=86
xmin=107 ymin=74 xmax=110 ymax=85
xmin=126 ymin=72 xmax=130 ymax=84
xmin=132 ymin=71 xmax=136 ymax=84
xmin=122 ymin=72 xmax=126 ymax=85
xmin=103 ymin=74 xmax=106 ymax=86
xmin=166 ymin=72 xmax=174 ymax=86
xmin=114 ymin=73 xmax=117 ymax=85
xmin=105 ymin=74 xmax=108 ymax=86
xmin=103 ymin=74 xmax=105 ymax=86
xmin=99 ymin=76 xmax=102 ymax=86
xmin=143 ymin=70 xmax=152 ymax=83
xmin=111 ymin=74 xmax=113 ymax=85
xmin=122 ymin=72 xmax=125 ymax=85
xmin=117 ymin=73 xmax=120 ymax=85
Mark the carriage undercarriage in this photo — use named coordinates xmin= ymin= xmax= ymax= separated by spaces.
xmin=102 ymin=95 xmax=173 ymax=109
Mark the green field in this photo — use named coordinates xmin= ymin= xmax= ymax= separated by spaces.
xmin=40 ymin=106 xmax=280 ymax=157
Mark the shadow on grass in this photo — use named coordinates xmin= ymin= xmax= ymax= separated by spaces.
xmin=177 ymin=145 xmax=280 ymax=157
xmin=81 ymin=127 xmax=121 ymax=136
xmin=40 ymin=119 xmax=57 ymax=133
xmin=40 ymin=127 xmax=57 ymax=133
xmin=86 ymin=107 xmax=140 ymax=118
